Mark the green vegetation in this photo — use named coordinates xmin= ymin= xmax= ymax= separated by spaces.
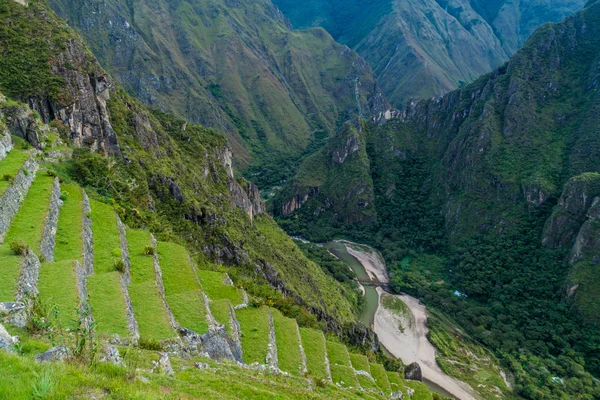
xmin=236 ymin=306 xmax=271 ymax=365
xmin=209 ymin=299 xmax=232 ymax=333
xmin=0 ymin=245 xmax=22 ymax=301
xmin=356 ymin=374 xmax=378 ymax=391
xmin=386 ymin=371 xmax=403 ymax=393
xmin=37 ymin=260 xmax=79 ymax=327
xmin=404 ymin=381 xmax=433 ymax=400
xmin=369 ymin=364 xmax=391 ymax=393
xmin=350 ymin=353 xmax=370 ymax=373
xmin=330 ymin=365 xmax=358 ymax=388
xmin=299 ymin=327 xmax=329 ymax=380
xmin=4 ymin=174 xmax=54 ymax=254
xmin=326 ymin=341 xmax=351 ymax=367
xmin=53 ymin=184 xmax=83 ymax=262
xmin=158 ymin=241 xmax=208 ymax=334
xmin=126 ymin=230 xmax=173 ymax=341
xmin=272 ymin=308 xmax=304 ymax=375
xmin=197 ymin=270 xmax=244 ymax=306
xmin=0 ymin=150 xmax=29 ymax=197
xmin=88 ymin=199 xmax=128 ymax=336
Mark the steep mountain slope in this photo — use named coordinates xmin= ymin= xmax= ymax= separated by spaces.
xmin=0 ymin=0 xmax=375 ymax=345
xmin=277 ymin=2 xmax=600 ymax=397
xmin=46 ymin=0 xmax=387 ymax=174
xmin=273 ymin=0 xmax=586 ymax=106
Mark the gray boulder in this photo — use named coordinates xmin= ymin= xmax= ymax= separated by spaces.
xmin=0 ymin=323 xmax=17 ymax=351
xmin=179 ymin=327 xmax=243 ymax=363
xmin=100 ymin=345 xmax=124 ymax=366
xmin=35 ymin=346 xmax=68 ymax=363
xmin=390 ymin=391 xmax=404 ymax=399
xmin=404 ymin=362 xmax=422 ymax=381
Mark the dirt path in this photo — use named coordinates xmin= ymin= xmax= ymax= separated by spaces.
xmin=340 ymin=241 xmax=478 ymax=400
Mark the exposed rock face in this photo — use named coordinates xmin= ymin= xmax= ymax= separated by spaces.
xmin=329 ymin=133 xmax=360 ymax=164
xmin=40 ymin=178 xmax=62 ymax=262
xmin=570 ymin=198 xmax=600 ymax=265
xmin=35 ymin=346 xmax=68 ymax=363
xmin=404 ymin=362 xmax=423 ymax=382
xmin=179 ymin=327 xmax=243 ymax=364
xmin=0 ymin=132 xmax=13 ymax=161
xmin=281 ymin=188 xmax=319 ymax=216
xmin=1 ymin=104 xmax=39 ymax=148
xmin=153 ymin=353 xmax=174 ymax=376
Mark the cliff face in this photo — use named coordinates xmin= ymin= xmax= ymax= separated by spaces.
xmin=274 ymin=0 xmax=586 ymax=107
xmin=46 ymin=0 xmax=388 ymax=170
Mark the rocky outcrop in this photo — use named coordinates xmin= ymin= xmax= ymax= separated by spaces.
xmin=231 ymin=180 xmax=266 ymax=223
xmin=570 ymin=198 xmax=600 ymax=265
xmin=404 ymin=362 xmax=423 ymax=382
xmin=40 ymin=178 xmax=62 ymax=262
xmin=10 ymin=250 xmax=41 ymax=328
xmin=0 ymin=323 xmax=18 ymax=351
xmin=281 ymin=188 xmax=319 ymax=216
xmin=152 ymin=353 xmax=174 ymax=376
xmin=35 ymin=346 xmax=68 ymax=363
xmin=0 ymin=132 xmax=13 ymax=161
xmin=100 ymin=345 xmax=124 ymax=366
xmin=82 ymin=191 xmax=94 ymax=275
xmin=178 ymin=327 xmax=243 ymax=363
xmin=329 ymin=133 xmax=360 ymax=164
xmin=0 ymin=157 xmax=38 ymax=241
xmin=1 ymin=104 xmax=39 ymax=148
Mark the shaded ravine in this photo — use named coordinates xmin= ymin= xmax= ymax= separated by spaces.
xmin=326 ymin=240 xmax=478 ymax=400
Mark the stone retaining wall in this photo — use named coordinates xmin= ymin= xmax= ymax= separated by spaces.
xmin=266 ymin=310 xmax=278 ymax=370
xmin=151 ymin=234 xmax=177 ymax=330
xmin=82 ymin=191 xmax=94 ymax=275
xmin=10 ymin=250 xmax=41 ymax=327
xmin=115 ymin=215 xmax=139 ymax=340
xmin=229 ymin=302 xmax=242 ymax=353
xmin=0 ymin=157 xmax=38 ymax=240
xmin=40 ymin=178 xmax=62 ymax=262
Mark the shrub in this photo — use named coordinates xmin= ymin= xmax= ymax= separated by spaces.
xmin=114 ymin=259 xmax=126 ymax=273
xmin=3 ymin=173 xmax=14 ymax=183
xmin=59 ymin=191 xmax=68 ymax=201
xmin=46 ymin=170 xmax=57 ymax=178
xmin=144 ymin=245 xmax=156 ymax=256
xmin=31 ymin=370 xmax=54 ymax=399
xmin=138 ymin=338 xmax=162 ymax=351
xmin=9 ymin=240 xmax=28 ymax=256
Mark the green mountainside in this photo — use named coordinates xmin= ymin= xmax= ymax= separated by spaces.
xmin=273 ymin=0 xmax=586 ymax=107
xmin=277 ymin=1 xmax=600 ymax=398
xmin=45 ymin=0 xmax=388 ymax=179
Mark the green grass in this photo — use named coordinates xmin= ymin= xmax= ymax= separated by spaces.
xmin=4 ymin=174 xmax=54 ymax=254
xmin=272 ymin=308 xmax=304 ymax=376
xmin=89 ymin=200 xmax=121 ymax=274
xmin=356 ymin=374 xmax=379 ymax=391
xmin=405 ymin=381 xmax=433 ymax=400
xmin=126 ymin=230 xmax=174 ymax=341
xmin=210 ymin=299 xmax=232 ymax=333
xmin=0 ymin=149 xmax=29 ymax=197
xmin=326 ymin=341 xmax=351 ymax=367
xmin=350 ymin=353 xmax=370 ymax=372
xmin=196 ymin=269 xmax=244 ymax=305
xmin=330 ymin=365 xmax=358 ymax=388
xmin=299 ymin=328 xmax=328 ymax=380
xmin=158 ymin=241 xmax=208 ymax=334
xmin=53 ymin=184 xmax=83 ymax=262
xmin=0 ymin=245 xmax=22 ymax=301
xmin=236 ymin=306 xmax=270 ymax=364
xmin=369 ymin=364 xmax=391 ymax=393
xmin=87 ymin=272 xmax=129 ymax=336
xmin=386 ymin=372 xmax=404 ymax=393
xmin=88 ymin=199 xmax=129 ymax=336
xmin=37 ymin=260 xmax=79 ymax=327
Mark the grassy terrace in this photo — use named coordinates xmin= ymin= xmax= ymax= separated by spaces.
xmin=272 ymin=308 xmax=304 ymax=376
xmin=236 ymin=306 xmax=270 ymax=364
xmin=158 ymin=241 xmax=208 ymax=334
xmin=405 ymin=381 xmax=433 ymax=400
xmin=369 ymin=364 xmax=391 ymax=393
xmin=386 ymin=372 xmax=403 ymax=393
xmin=210 ymin=299 xmax=232 ymax=333
xmin=126 ymin=230 xmax=173 ymax=341
xmin=0 ymin=149 xmax=29 ymax=198
xmin=326 ymin=341 xmax=351 ymax=367
xmin=38 ymin=260 xmax=79 ymax=327
xmin=4 ymin=173 xmax=54 ymax=254
xmin=196 ymin=270 xmax=244 ymax=305
xmin=88 ymin=200 xmax=128 ymax=336
xmin=350 ymin=353 xmax=370 ymax=372
xmin=299 ymin=328 xmax=328 ymax=380
xmin=331 ymin=365 xmax=359 ymax=388
xmin=53 ymin=184 xmax=83 ymax=262
xmin=357 ymin=373 xmax=379 ymax=391
xmin=0 ymin=246 xmax=21 ymax=301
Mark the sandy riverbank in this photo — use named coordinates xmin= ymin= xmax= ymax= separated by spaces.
xmin=341 ymin=241 xmax=478 ymax=400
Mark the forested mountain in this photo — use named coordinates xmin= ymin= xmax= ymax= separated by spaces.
xmin=277 ymin=1 xmax=600 ymax=398
xmin=273 ymin=0 xmax=586 ymax=106
xmin=46 ymin=0 xmax=387 ymax=174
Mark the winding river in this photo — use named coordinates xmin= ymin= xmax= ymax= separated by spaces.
xmin=325 ymin=240 xmax=478 ymax=400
